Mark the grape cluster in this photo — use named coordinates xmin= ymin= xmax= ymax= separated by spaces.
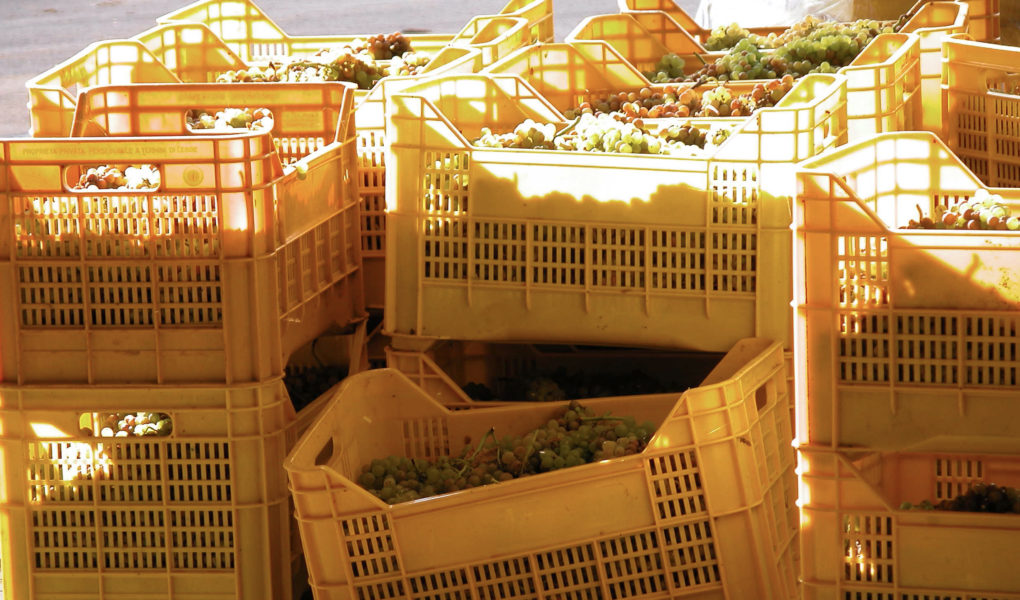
xmin=901 ymin=483 xmax=1020 ymax=514
xmin=186 ymin=107 xmax=273 ymax=130
xmin=284 ymin=364 xmax=349 ymax=412
xmin=704 ymin=14 xmax=898 ymax=52
xmin=653 ymin=18 xmax=893 ymax=84
xmin=904 ymin=190 xmax=1019 ymax=231
xmin=355 ymin=32 xmax=414 ymax=60
xmin=215 ymin=33 xmax=429 ymax=90
xmin=356 ymin=400 xmax=657 ymax=504
xmin=565 ymin=78 xmax=795 ymax=123
xmin=472 ymin=114 xmax=734 ymax=157
xmin=73 ymin=165 xmax=160 ymax=191
xmin=86 ymin=412 xmax=173 ymax=438
xmin=645 ymin=53 xmax=686 ymax=83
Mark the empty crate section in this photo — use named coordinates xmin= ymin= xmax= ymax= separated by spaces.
xmin=943 ymin=37 xmax=1020 ymax=188
xmin=386 ymin=339 xmax=727 ymax=408
xmin=0 ymin=130 xmax=363 ymax=384
xmin=799 ymin=445 xmax=1020 ymax=600
xmin=0 ymin=381 xmax=299 ymax=600
xmin=899 ymin=1 xmax=969 ymax=133
xmin=384 ymin=73 xmax=846 ymax=351
xmin=793 ymin=131 xmax=1020 ymax=450
xmin=286 ymin=337 xmax=798 ymax=600
xmin=157 ymin=0 xmax=554 ymax=62
xmin=616 ymin=0 xmax=784 ymax=47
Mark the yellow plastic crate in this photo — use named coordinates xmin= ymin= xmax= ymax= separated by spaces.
xmin=799 ymin=444 xmax=1020 ymax=599
xmin=840 ymin=33 xmax=922 ymax=139
xmin=0 ymin=123 xmax=364 ymax=385
xmin=793 ymin=131 xmax=1020 ymax=451
xmin=0 ymin=379 xmax=298 ymax=600
xmin=383 ymin=72 xmax=846 ymax=352
xmin=898 ymin=1 xmax=970 ymax=133
xmin=286 ymin=337 xmax=798 ymax=600
xmin=156 ymin=0 xmax=554 ymax=62
xmin=943 ymin=36 xmax=1020 ymax=187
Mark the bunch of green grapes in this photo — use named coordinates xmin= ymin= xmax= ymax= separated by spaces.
xmin=387 ymin=51 xmax=431 ymax=77
xmin=186 ymin=107 xmax=273 ymax=130
xmin=74 ymin=165 xmax=160 ymax=191
xmin=91 ymin=412 xmax=173 ymax=437
xmin=774 ymin=19 xmax=894 ymax=77
xmin=473 ymin=114 xmax=728 ymax=156
xmin=904 ymin=190 xmax=1019 ymax=231
xmin=901 ymin=482 xmax=1020 ymax=514
xmin=704 ymin=23 xmax=754 ymax=51
xmin=645 ymin=53 xmax=687 ymax=83
xmin=356 ymin=401 xmax=657 ymax=504
xmin=565 ymin=76 xmax=795 ymax=123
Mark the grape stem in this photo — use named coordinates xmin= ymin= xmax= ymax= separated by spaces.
xmin=457 ymin=427 xmax=495 ymax=476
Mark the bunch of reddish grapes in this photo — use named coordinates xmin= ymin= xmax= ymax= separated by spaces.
xmin=356 ymin=32 xmax=413 ymax=60
xmin=904 ymin=190 xmax=1019 ymax=231
xmin=356 ymin=400 xmax=657 ymax=504
xmin=564 ymin=77 xmax=795 ymax=122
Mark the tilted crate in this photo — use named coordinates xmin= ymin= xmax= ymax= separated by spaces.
xmin=286 ymin=337 xmax=798 ymax=600
xmin=799 ymin=444 xmax=1020 ymax=599
xmin=793 ymin=131 xmax=1020 ymax=450
xmin=0 ymin=380 xmax=299 ymax=600
xmin=156 ymin=0 xmax=554 ymax=62
xmin=384 ymin=72 xmax=846 ymax=352
xmin=0 ymin=112 xmax=364 ymax=384
xmin=942 ymin=36 xmax=1020 ymax=188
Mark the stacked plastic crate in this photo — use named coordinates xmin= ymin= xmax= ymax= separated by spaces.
xmin=278 ymin=14 xmax=865 ymax=587
xmin=0 ymin=5 xmax=379 ymax=598
xmin=792 ymin=128 xmax=1020 ymax=597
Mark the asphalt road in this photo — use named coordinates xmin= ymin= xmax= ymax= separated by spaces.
xmin=0 ymin=0 xmax=703 ymax=137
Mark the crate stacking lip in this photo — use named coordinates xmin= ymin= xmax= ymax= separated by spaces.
xmin=1 ymin=85 xmax=366 ymax=384
xmin=565 ymin=4 xmax=966 ymax=138
xmin=798 ymin=443 xmax=1020 ymax=599
xmin=285 ymin=337 xmax=798 ymax=600
xmin=0 ymin=379 xmax=302 ymax=600
xmin=793 ymin=130 xmax=1020 ymax=451
xmin=383 ymin=72 xmax=846 ymax=352
xmin=155 ymin=0 xmax=554 ymax=63
xmin=943 ymin=36 xmax=1020 ymax=188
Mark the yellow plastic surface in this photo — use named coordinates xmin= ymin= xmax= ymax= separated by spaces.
xmin=841 ymin=33 xmax=922 ymax=139
xmin=942 ymin=36 xmax=1020 ymax=187
xmin=798 ymin=446 xmax=1020 ymax=599
xmin=0 ymin=380 xmax=301 ymax=600
xmin=897 ymin=1 xmax=969 ymax=133
xmin=384 ymin=72 xmax=847 ymax=351
xmin=0 ymin=119 xmax=364 ymax=384
xmin=157 ymin=0 xmax=554 ymax=62
xmin=286 ymin=338 xmax=798 ymax=600
xmin=793 ymin=131 xmax=1020 ymax=451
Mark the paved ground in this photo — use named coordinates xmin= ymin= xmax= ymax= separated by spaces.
xmin=0 ymin=0 xmax=702 ymax=137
